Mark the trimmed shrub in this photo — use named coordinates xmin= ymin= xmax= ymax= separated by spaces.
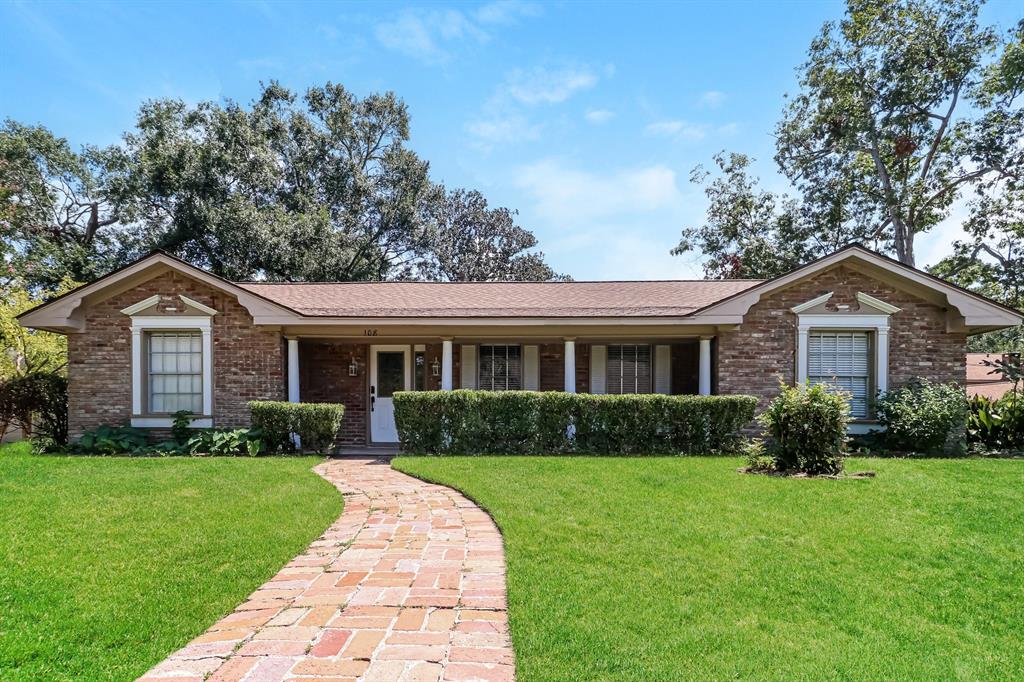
xmin=74 ymin=424 xmax=150 ymax=455
xmin=876 ymin=379 xmax=968 ymax=455
xmin=392 ymin=390 xmax=757 ymax=455
xmin=248 ymin=401 xmax=345 ymax=453
xmin=758 ymin=382 xmax=849 ymax=475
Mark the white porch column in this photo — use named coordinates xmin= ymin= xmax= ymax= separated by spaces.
xmin=287 ymin=338 xmax=300 ymax=403
xmin=441 ymin=338 xmax=454 ymax=391
xmin=698 ymin=336 xmax=713 ymax=396
xmin=563 ymin=338 xmax=576 ymax=393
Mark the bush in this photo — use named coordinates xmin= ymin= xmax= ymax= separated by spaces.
xmin=392 ymin=390 xmax=757 ymax=455
xmin=74 ymin=424 xmax=150 ymax=454
xmin=248 ymin=401 xmax=345 ymax=453
xmin=875 ymin=379 xmax=968 ymax=455
xmin=0 ymin=372 xmax=68 ymax=449
xmin=967 ymin=392 xmax=1023 ymax=451
xmin=758 ymin=382 xmax=850 ymax=475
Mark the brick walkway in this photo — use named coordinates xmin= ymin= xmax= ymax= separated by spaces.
xmin=140 ymin=458 xmax=514 ymax=682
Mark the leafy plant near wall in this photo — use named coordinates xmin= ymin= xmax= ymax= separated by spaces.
xmin=875 ymin=380 xmax=968 ymax=456
xmin=968 ymin=394 xmax=1024 ymax=452
xmin=392 ymin=390 xmax=757 ymax=456
xmin=753 ymin=382 xmax=850 ymax=475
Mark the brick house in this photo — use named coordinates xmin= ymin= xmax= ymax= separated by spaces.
xmin=19 ymin=244 xmax=1021 ymax=445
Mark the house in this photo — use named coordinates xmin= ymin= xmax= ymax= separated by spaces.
xmin=967 ymin=353 xmax=1019 ymax=399
xmin=18 ymin=244 xmax=1022 ymax=445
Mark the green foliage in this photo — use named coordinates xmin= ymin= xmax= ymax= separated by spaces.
xmin=875 ymin=379 xmax=969 ymax=455
xmin=392 ymin=390 xmax=757 ymax=455
xmin=248 ymin=400 xmax=346 ymax=453
xmin=758 ymin=382 xmax=850 ymax=475
xmin=967 ymin=393 xmax=1024 ymax=451
xmin=0 ymin=372 xmax=68 ymax=449
xmin=672 ymin=152 xmax=833 ymax=279
xmin=170 ymin=410 xmax=192 ymax=445
xmin=1 ymin=278 xmax=77 ymax=378
xmin=74 ymin=424 xmax=149 ymax=455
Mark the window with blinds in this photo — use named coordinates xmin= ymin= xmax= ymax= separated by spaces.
xmin=148 ymin=332 xmax=203 ymax=414
xmin=478 ymin=345 xmax=522 ymax=391
xmin=606 ymin=344 xmax=652 ymax=394
xmin=808 ymin=331 xmax=871 ymax=418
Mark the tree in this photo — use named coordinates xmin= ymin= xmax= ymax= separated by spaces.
xmin=931 ymin=20 xmax=1024 ymax=351
xmin=775 ymin=0 xmax=1019 ymax=267
xmin=103 ymin=81 xmax=438 ymax=281
xmin=0 ymin=277 xmax=76 ymax=379
xmin=0 ymin=121 xmax=122 ymax=289
xmin=672 ymin=152 xmax=843 ymax=279
xmin=418 ymin=187 xmax=567 ymax=281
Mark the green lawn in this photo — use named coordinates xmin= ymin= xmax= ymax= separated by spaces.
xmin=0 ymin=442 xmax=341 ymax=681
xmin=393 ymin=455 xmax=1024 ymax=681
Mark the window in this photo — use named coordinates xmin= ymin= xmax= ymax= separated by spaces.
xmin=478 ymin=345 xmax=521 ymax=391
xmin=808 ymin=331 xmax=871 ymax=418
xmin=607 ymin=344 xmax=651 ymax=394
xmin=148 ymin=332 xmax=203 ymax=414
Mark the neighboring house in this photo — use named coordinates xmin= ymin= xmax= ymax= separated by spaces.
xmin=18 ymin=244 xmax=1022 ymax=445
xmin=967 ymin=353 xmax=1019 ymax=400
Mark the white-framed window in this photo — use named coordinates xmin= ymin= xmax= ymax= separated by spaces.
xmin=807 ymin=331 xmax=871 ymax=418
xmin=478 ymin=344 xmax=522 ymax=391
xmin=126 ymin=312 xmax=214 ymax=428
xmin=147 ymin=331 xmax=204 ymax=413
xmin=606 ymin=344 xmax=651 ymax=394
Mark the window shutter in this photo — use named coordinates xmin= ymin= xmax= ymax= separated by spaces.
xmin=590 ymin=345 xmax=607 ymax=394
xmin=460 ymin=345 xmax=477 ymax=389
xmin=523 ymin=345 xmax=540 ymax=391
xmin=654 ymin=345 xmax=671 ymax=394
xmin=808 ymin=331 xmax=870 ymax=417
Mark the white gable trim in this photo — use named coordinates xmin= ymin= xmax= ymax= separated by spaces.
xmin=856 ymin=291 xmax=902 ymax=314
xmin=179 ymin=294 xmax=218 ymax=316
xmin=695 ymin=245 xmax=1022 ymax=331
xmin=790 ymin=292 xmax=833 ymax=314
xmin=120 ymin=295 xmax=162 ymax=316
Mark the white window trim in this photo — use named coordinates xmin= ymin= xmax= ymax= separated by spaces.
xmin=795 ymin=313 xmax=890 ymax=410
xmin=130 ymin=315 xmax=213 ymax=428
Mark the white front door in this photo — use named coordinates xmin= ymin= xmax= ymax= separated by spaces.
xmin=369 ymin=345 xmax=411 ymax=443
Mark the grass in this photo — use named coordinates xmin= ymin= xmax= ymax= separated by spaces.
xmin=393 ymin=455 xmax=1024 ymax=681
xmin=0 ymin=442 xmax=342 ymax=681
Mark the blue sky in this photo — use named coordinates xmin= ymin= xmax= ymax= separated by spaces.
xmin=2 ymin=0 xmax=1021 ymax=280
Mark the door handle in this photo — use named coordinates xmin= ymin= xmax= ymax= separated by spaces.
xmin=370 ymin=385 xmax=375 ymax=411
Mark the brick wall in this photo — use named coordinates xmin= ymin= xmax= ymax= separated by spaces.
xmin=717 ymin=264 xmax=967 ymax=412
xmin=299 ymin=341 xmax=368 ymax=445
xmin=68 ymin=271 xmax=284 ymax=439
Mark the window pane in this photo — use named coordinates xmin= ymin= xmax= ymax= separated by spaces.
xmin=376 ymin=351 xmax=405 ymax=397
xmin=148 ymin=331 xmax=203 ymax=415
xmin=606 ymin=344 xmax=651 ymax=394
xmin=808 ymin=331 xmax=870 ymax=418
xmin=478 ymin=345 xmax=521 ymax=391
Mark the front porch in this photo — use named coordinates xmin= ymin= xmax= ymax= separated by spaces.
xmin=286 ymin=335 xmax=717 ymax=446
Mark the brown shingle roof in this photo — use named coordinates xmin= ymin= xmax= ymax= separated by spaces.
xmin=234 ymin=279 xmax=763 ymax=317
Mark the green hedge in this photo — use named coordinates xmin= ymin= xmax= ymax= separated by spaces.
xmin=248 ymin=401 xmax=345 ymax=453
xmin=393 ymin=390 xmax=757 ymax=455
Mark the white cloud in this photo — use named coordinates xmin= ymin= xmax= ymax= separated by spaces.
xmin=466 ymin=115 xmax=541 ymax=148
xmin=584 ymin=109 xmax=615 ymax=124
xmin=504 ymin=66 xmax=598 ymax=105
xmin=515 ymin=159 xmax=683 ymax=226
xmin=698 ymin=90 xmax=726 ymax=108
xmin=716 ymin=122 xmax=740 ymax=135
xmin=475 ymin=0 xmax=542 ymax=25
xmin=645 ymin=119 xmax=708 ymax=140
xmin=374 ymin=8 xmax=487 ymax=63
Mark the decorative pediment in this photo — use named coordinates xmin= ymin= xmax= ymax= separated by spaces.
xmin=855 ymin=292 xmax=901 ymax=314
xmin=790 ymin=290 xmax=902 ymax=316
xmin=120 ymin=294 xmax=218 ymax=317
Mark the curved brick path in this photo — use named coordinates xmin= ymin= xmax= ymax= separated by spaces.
xmin=140 ymin=458 xmax=514 ymax=682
